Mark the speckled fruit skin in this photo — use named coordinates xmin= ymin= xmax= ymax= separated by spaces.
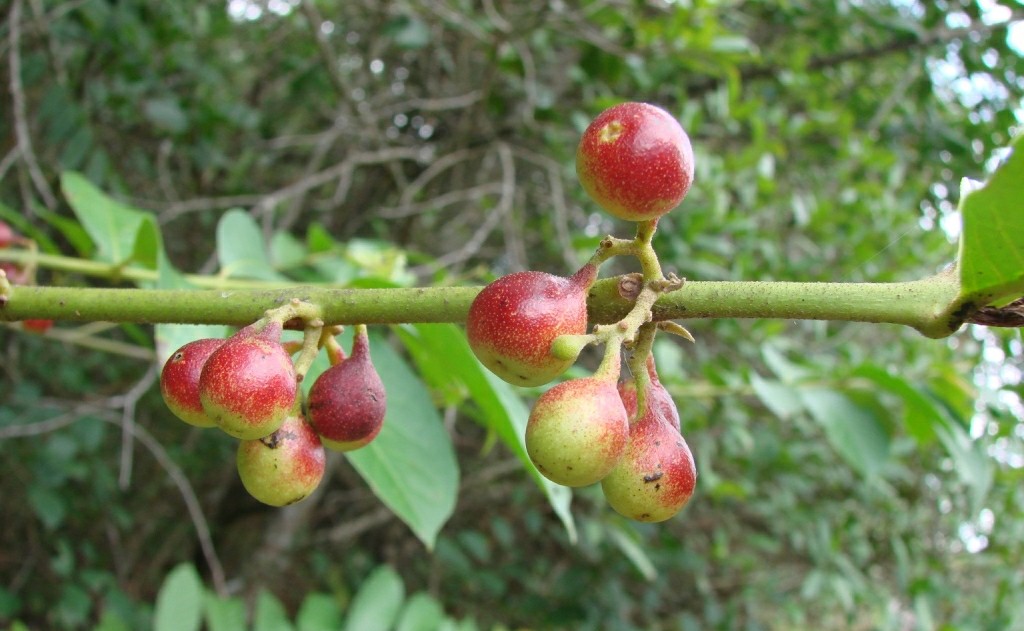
xmin=526 ymin=376 xmax=629 ymax=487
xmin=307 ymin=329 xmax=387 ymax=452
xmin=467 ymin=264 xmax=597 ymax=387
xmin=236 ymin=413 xmax=326 ymax=507
xmin=601 ymin=384 xmax=696 ymax=522
xmin=576 ymin=102 xmax=694 ymax=222
xmin=199 ymin=321 xmax=297 ymax=440
xmin=160 ymin=337 xmax=225 ymax=428
xmin=617 ymin=355 xmax=680 ymax=431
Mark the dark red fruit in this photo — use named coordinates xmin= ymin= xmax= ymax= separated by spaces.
xmin=236 ymin=413 xmax=326 ymax=506
xmin=199 ymin=321 xmax=297 ymax=440
xmin=576 ymin=102 xmax=695 ymax=222
xmin=307 ymin=328 xmax=386 ymax=452
xmin=21 ymin=319 xmax=53 ymax=334
xmin=525 ymin=375 xmax=629 ymax=487
xmin=467 ymin=264 xmax=597 ymax=387
xmin=618 ymin=354 xmax=680 ymax=431
xmin=160 ymin=337 xmax=225 ymax=428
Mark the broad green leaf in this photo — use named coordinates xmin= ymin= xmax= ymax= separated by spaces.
xmin=344 ymin=333 xmax=459 ymax=549
xmin=395 ymin=592 xmax=446 ymax=631
xmin=153 ymin=564 xmax=203 ymax=631
xmin=396 ymin=323 xmax=577 ymax=543
xmin=850 ymin=364 xmax=942 ymax=444
xmin=800 ymin=388 xmax=891 ymax=477
xmin=749 ymin=373 xmax=804 ymax=420
xmin=296 ymin=593 xmax=344 ymax=631
xmin=202 ymin=592 xmax=247 ymax=631
xmin=271 ymin=230 xmax=308 ymax=270
xmin=254 ymin=590 xmax=294 ymax=631
xmin=343 ymin=566 xmax=405 ymax=631
xmin=154 ymin=252 xmax=231 ymax=364
xmin=60 ymin=171 xmax=161 ymax=268
xmin=932 ymin=414 xmax=994 ymax=513
xmin=215 ymin=209 xmax=289 ymax=281
xmin=957 ymin=134 xmax=1024 ymax=307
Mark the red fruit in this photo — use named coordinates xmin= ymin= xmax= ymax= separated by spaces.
xmin=467 ymin=264 xmax=597 ymax=387
xmin=600 ymin=411 xmax=697 ymax=522
xmin=1 ymin=262 xmax=28 ymax=285
xmin=236 ymin=413 xmax=326 ymax=506
xmin=618 ymin=355 xmax=680 ymax=431
xmin=307 ymin=328 xmax=387 ymax=452
xmin=525 ymin=376 xmax=629 ymax=487
xmin=160 ymin=338 xmax=225 ymax=428
xmin=576 ymin=102 xmax=695 ymax=222
xmin=0 ymin=221 xmax=14 ymax=248
xmin=199 ymin=321 xmax=297 ymax=440
xmin=21 ymin=319 xmax=53 ymax=334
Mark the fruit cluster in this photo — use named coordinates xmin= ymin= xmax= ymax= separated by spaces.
xmin=467 ymin=101 xmax=699 ymax=522
xmin=0 ymin=220 xmax=53 ymax=334
xmin=160 ymin=310 xmax=386 ymax=507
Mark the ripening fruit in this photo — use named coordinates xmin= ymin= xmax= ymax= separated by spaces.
xmin=236 ymin=413 xmax=326 ymax=507
xmin=617 ymin=355 xmax=680 ymax=431
xmin=21 ymin=319 xmax=54 ymax=334
xmin=526 ymin=376 xmax=629 ymax=487
xmin=307 ymin=328 xmax=387 ymax=452
xmin=576 ymin=101 xmax=695 ymax=222
xmin=160 ymin=337 xmax=224 ymax=428
xmin=601 ymin=379 xmax=696 ymax=522
xmin=199 ymin=321 xmax=297 ymax=440
xmin=467 ymin=264 xmax=597 ymax=387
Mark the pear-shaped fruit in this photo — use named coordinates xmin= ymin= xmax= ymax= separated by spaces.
xmin=467 ymin=264 xmax=597 ymax=387
xmin=526 ymin=376 xmax=629 ymax=487
xmin=160 ymin=337 xmax=224 ymax=428
xmin=617 ymin=354 xmax=680 ymax=431
xmin=199 ymin=321 xmax=297 ymax=440
xmin=576 ymin=101 xmax=695 ymax=222
xmin=307 ymin=328 xmax=387 ymax=452
xmin=601 ymin=379 xmax=696 ymax=522
xmin=236 ymin=413 xmax=326 ymax=506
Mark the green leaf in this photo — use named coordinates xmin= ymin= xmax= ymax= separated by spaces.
xmin=253 ymin=590 xmax=294 ymax=631
xmin=396 ymin=323 xmax=577 ymax=543
xmin=202 ymin=592 xmax=247 ymax=631
xmin=271 ymin=230 xmax=309 ymax=270
xmin=800 ymin=388 xmax=891 ymax=477
xmin=60 ymin=171 xmax=161 ymax=268
xmin=27 ymin=485 xmax=66 ymax=530
xmin=154 ymin=252 xmax=231 ymax=364
xmin=606 ymin=521 xmax=657 ymax=581
xmin=153 ymin=564 xmax=203 ymax=631
xmin=296 ymin=593 xmax=344 ymax=631
xmin=957 ymin=134 xmax=1024 ymax=307
xmin=395 ymin=592 xmax=446 ymax=631
xmin=932 ymin=415 xmax=994 ymax=513
xmin=215 ymin=209 xmax=289 ymax=281
xmin=344 ymin=332 xmax=459 ymax=549
xmin=749 ymin=373 xmax=804 ymax=420
xmin=850 ymin=364 xmax=942 ymax=444
xmin=343 ymin=566 xmax=405 ymax=631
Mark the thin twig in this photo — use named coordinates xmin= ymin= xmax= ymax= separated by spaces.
xmin=115 ymin=364 xmax=158 ymax=490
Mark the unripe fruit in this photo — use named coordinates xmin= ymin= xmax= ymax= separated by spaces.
xmin=601 ymin=380 xmax=696 ymax=522
xmin=526 ymin=376 xmax=629 ymax=487
xmin=307 ymin=328 xmax=387 ymax=452
xmin=467 ymin=264 xmax=597 ymax=387
xmin=199 ymin=321 xmax=297 ymax=440
xmin=576 ymin=102 xmax=695 ymax=222
xmin=618 ymin=355 xmax=680 ymax=431
xmin=236 ymin=413 xmax=326 ymax=506
xmin=160 ymin=337 xmax=224 ymax=428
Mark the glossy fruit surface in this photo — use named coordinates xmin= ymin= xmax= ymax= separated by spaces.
xmin=307 ymin=329 xmax=387 ymax=452
xmin=601 ymin=412 xmax=696 ymax=522
xmin=236 ymin=413 xmax=326 ymax=506
xmin=525 ymin=376 xmax=629 ymax=487
xmin=199 ymin=321 xmax=297 ymax=439
xmin=467 ymin=264 xmax=596 ymax=387
xmin=576 ymin=101 xmax=694 ymax=222
xmin=160 ymin=337 xmax=224 ymax=428
xmin=618 ymin=355 xmax=680 ymax=431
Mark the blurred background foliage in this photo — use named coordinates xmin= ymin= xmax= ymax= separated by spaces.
xmin=1 ymin=0 xmax=1023 ymax=629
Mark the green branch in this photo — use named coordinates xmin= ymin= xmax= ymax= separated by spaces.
xmin=0 ymin=269 xmax=965 ymax=338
